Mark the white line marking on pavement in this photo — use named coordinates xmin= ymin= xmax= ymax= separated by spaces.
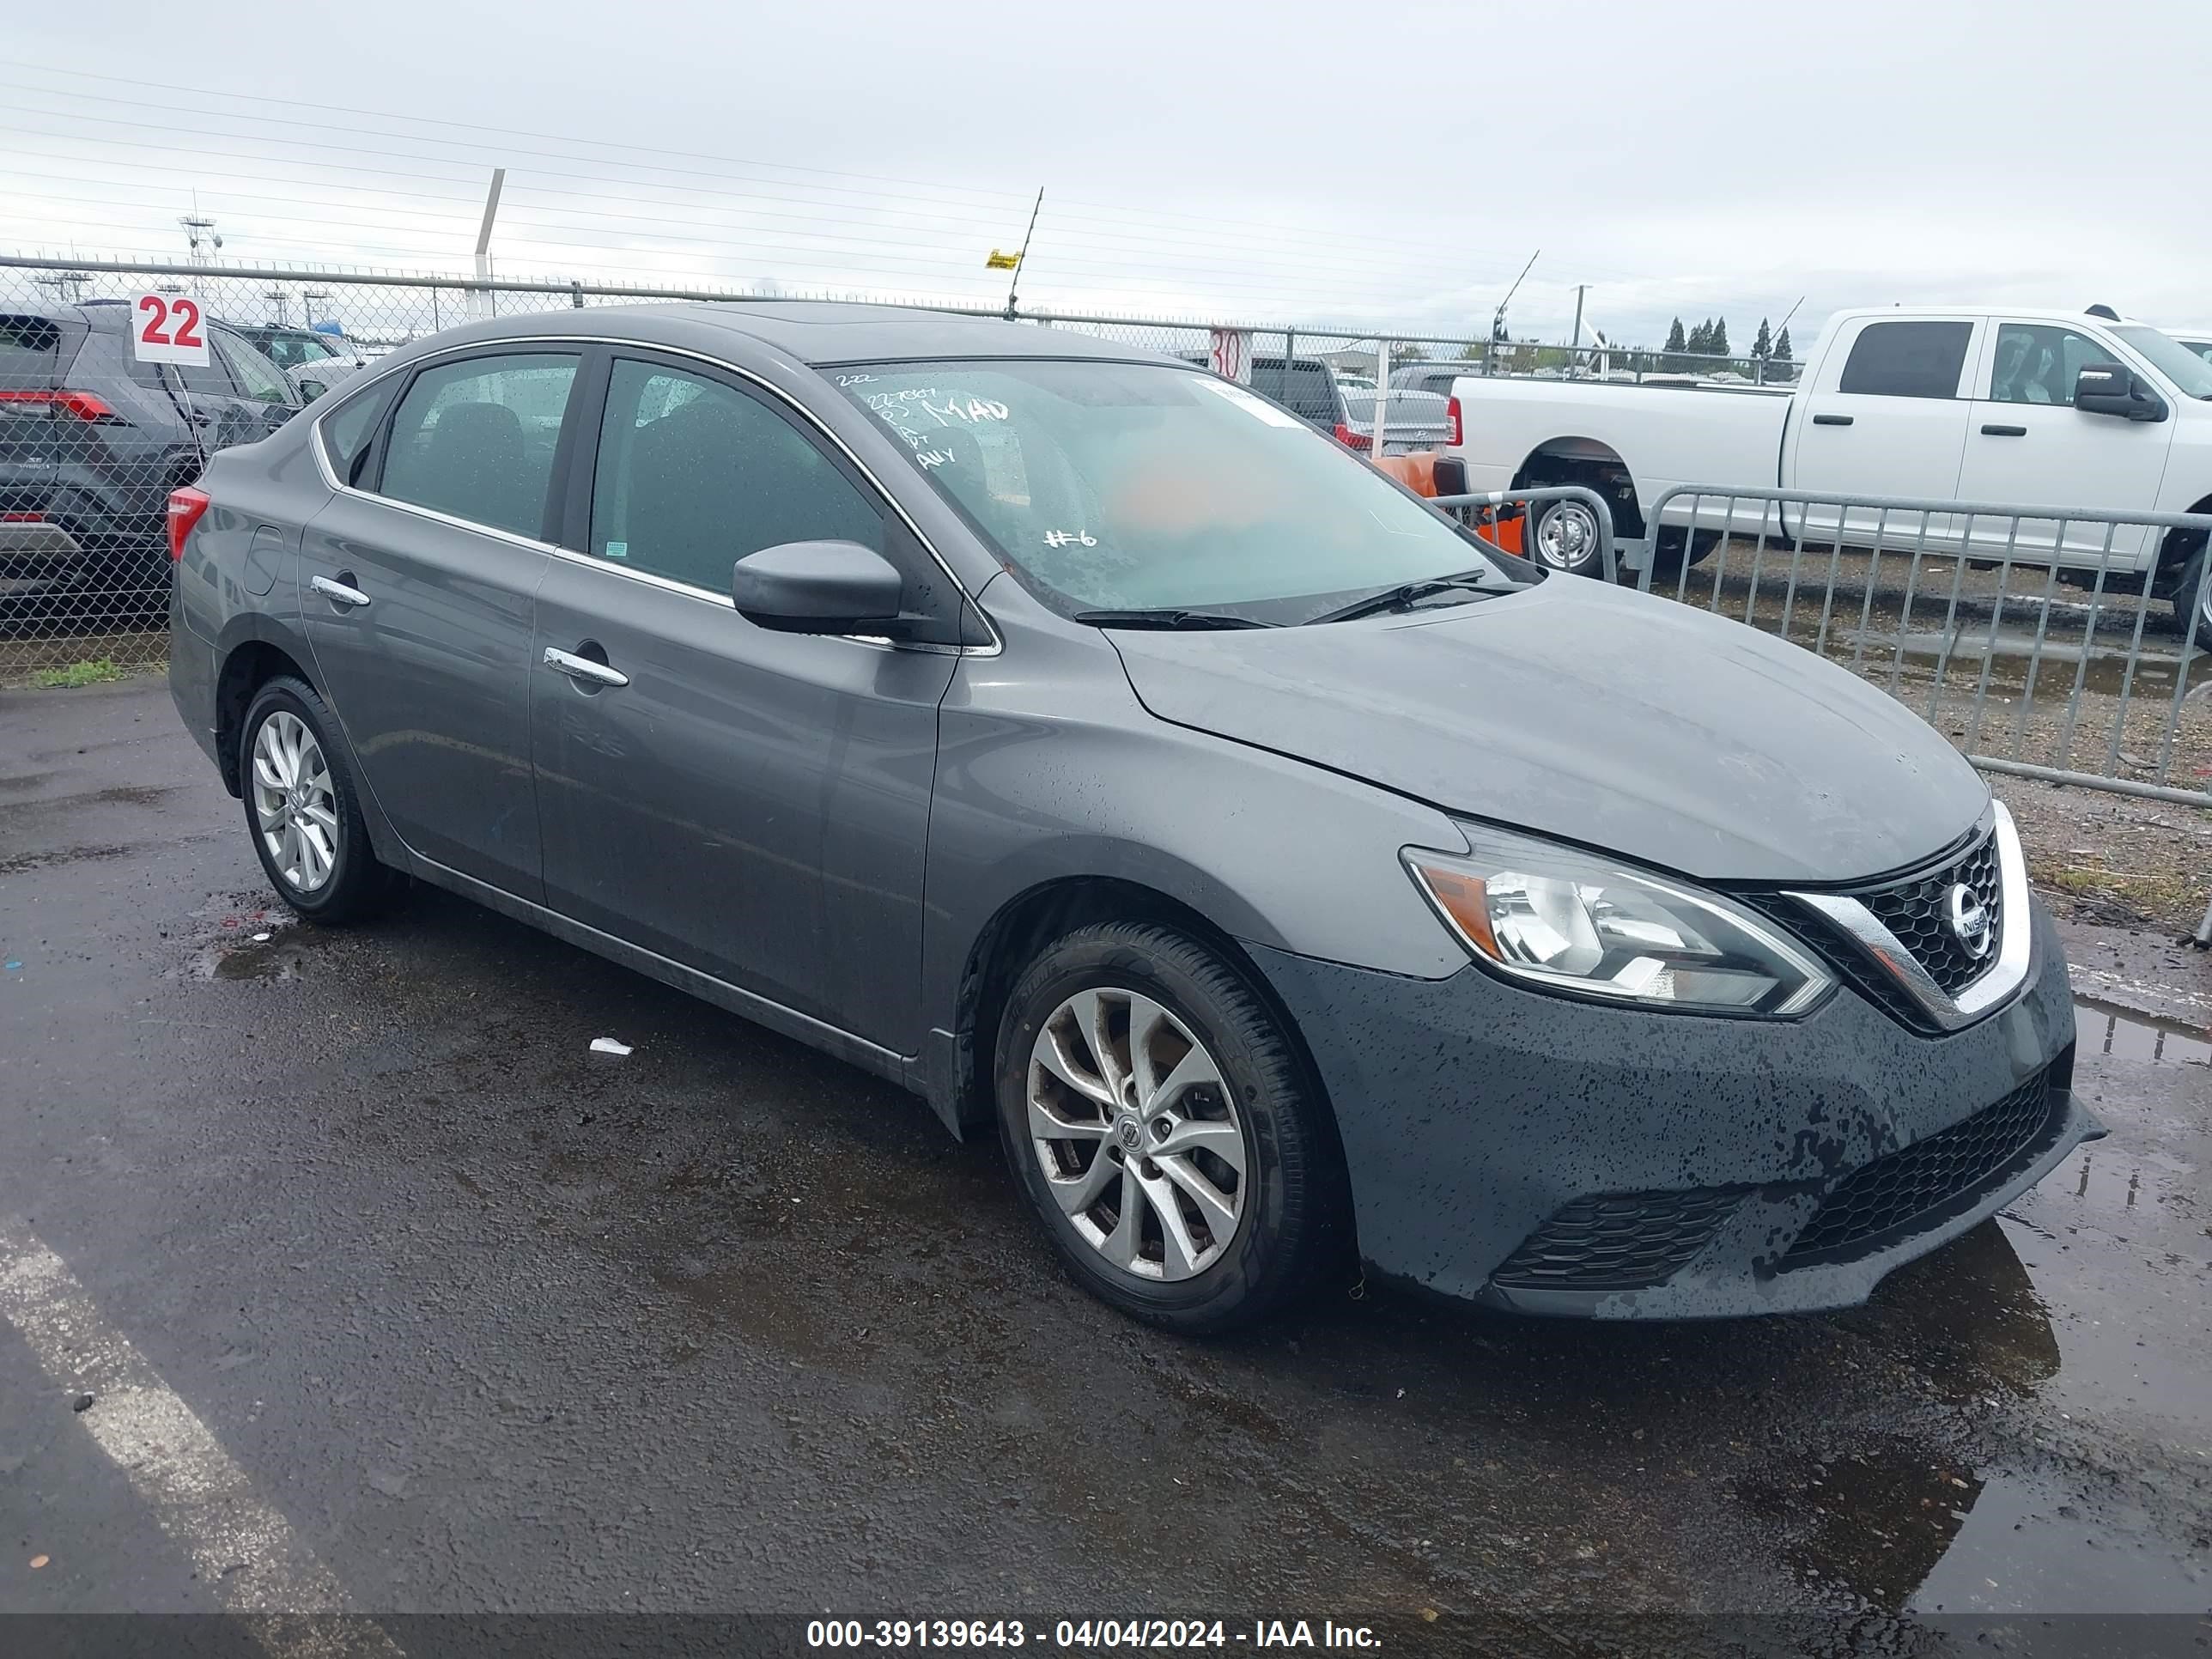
xmin=0 ymin=1216 xmax=404 ymax=1658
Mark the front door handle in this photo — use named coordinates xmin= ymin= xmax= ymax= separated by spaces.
xmin=310 ymin=574 xmax=371 ymax=609
xmin=1980 ymin=423 xmax=2027 ymax=437
xmin=543 ymin=645 xmax=629 ymax=690
xmin=1811 ymin=413 xmax=1854 ymax=427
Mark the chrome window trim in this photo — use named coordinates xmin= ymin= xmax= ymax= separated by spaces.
xmin=1785 ymin=801 xmax=2033 ymax=1032
xmin=306 ymin=331 xmax=1001 ymax=656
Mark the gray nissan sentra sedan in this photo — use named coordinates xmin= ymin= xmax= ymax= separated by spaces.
xmin=167 ymin=303 xmax=2094 ymax=1333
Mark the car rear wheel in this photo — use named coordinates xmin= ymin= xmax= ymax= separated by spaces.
xmin=239 ymin=677 xmax=399 ymax=924
xmin=1529 ymin=496 xmax=1607 ymax=578
xmin=994 ymin=921 xmax=1342 ymax=1333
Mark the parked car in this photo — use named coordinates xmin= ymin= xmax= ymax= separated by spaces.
xmin=1440 ymin=307 xmax=2212 ymax=634
xmin=170 ymin=303 xmax=2089 ymax=1333
xmin=1390 ymin=359 xmax=1480 ymax=398
xmin=2165 ymin=328 xmax=2212 ymax=368
xmin=1340 ymin=387 xmax=1452 ymax=454
xmin=1 ymin=301 xmax=298 ymax=611
xmin=1256 ymin=351 xmax=1442 ymax=455
xmin=231 ymin=323 xmax=368 ymax=403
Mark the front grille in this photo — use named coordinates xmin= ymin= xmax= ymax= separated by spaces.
xmin=1782 ymin=1070 xmax=2057 ymax=1264
xmin=1859 ymin=830 xmax=2003 ymax=996
xmin=1492 ymin=1187 xmax=1750 ymax=1292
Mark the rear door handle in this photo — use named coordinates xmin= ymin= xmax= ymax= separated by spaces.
xmin=543 ymin=646 xmax=629 ymax=689
xmin=1980 ymin=423 xmax=2027 ymax=437
xmin=1811 ymin=413 xmax=1854 ymax=427
xmin=310 ymin=574 xmax=371 ymax=609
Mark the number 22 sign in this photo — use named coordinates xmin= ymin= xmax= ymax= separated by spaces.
xmin=130 ymin=293 xmax=210 ymax=366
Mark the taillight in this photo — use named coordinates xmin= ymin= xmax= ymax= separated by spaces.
xmin=1334 ymin=422 xmax=1370 ymax=452
xmin=1446 ymin=395 xmax=1462 ymax=448
xmin=0 ymin=389 xmax=124 ymax=423
xmin=167 ymin=486 xmax=211 ymax=562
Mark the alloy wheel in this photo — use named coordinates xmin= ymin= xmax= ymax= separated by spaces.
xmin=250 ymin=710 xmax=339 ymax=893
xmin=1025 ymin=987 xmax=1249 ymax=1281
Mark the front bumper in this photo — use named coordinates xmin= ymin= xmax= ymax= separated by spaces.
xmin=1247 ymin=900 xmax=2094 ymax=1318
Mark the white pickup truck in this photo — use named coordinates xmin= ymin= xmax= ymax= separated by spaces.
xmin=1442 ymin=306 xmax=2212 ymax=633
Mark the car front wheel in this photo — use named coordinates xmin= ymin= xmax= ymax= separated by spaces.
xmin=994 ymin=921 xmax=1343 ymax=1333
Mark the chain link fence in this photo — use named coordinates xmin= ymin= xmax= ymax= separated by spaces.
xmin=2 ymin=253 xmax=1583 ymax=682
xmin=1626 ymin=488 xmax=2212 ymax=807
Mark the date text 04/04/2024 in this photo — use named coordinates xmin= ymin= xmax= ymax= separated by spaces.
xmin=805 ymin=1620 xmax=1386 ymax=1649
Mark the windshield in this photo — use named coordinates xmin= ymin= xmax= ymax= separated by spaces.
xmin=836 ymin=359 xmax=1523 ymax=624
xmin=2112 ymin=325 xmax=2212 ymax=400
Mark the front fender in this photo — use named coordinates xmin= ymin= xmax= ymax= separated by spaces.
xmin=915 ymin=638 xmax=1471 ymax=1130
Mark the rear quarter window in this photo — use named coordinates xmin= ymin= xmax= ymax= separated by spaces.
xmin=0 ymin=314 xmax=77 ymax=387
xmin=318 ymin=378 xmax=398 ymax=488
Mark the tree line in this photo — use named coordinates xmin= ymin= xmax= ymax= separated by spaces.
xmin=1661 ymin=316 xmax=1793 ymax=376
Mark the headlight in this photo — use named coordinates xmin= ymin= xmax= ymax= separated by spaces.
xmin=1405 ymin=825 xmax=1833 ymax=1018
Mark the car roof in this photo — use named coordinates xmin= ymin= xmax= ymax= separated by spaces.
xmin=448 ymin=301 xmax=1181 ymax=368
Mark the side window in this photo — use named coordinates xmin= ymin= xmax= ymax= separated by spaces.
xmin=173 ymin=346 xmax=241 ymax=401
xmin=318 ymin=379 xmax=397 ymax=487
xmin=216 ymin=331 xmax=292 ymax=404
xmin=1990 ymin=324 xmax=2118 ymax=406
xmin=380 ymin=353 xmax=578 ymax=538
xmin=588 ymin=359 xmax=881 ymax=592
xmin=1835 ymin=321 xmax=1972 ymax=399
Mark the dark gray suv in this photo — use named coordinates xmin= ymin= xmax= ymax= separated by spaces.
xmin=3 ymin=301 xmax=298 ymax=619
xmin=168 ymin=303 xmax=2090 ymax=1332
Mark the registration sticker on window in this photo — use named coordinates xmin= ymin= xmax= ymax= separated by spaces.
xmin=1192 ymin=377 xmax=1304 ymax=428
xmin=605 ymin=540 xmax=629 ymax=560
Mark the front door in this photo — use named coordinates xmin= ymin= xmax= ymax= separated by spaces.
xmin=530 ymin=353 xmax=954 ymax=1051
xmin=1788 ymin=315 xmax=1978 ymax=546
xmin=1956 ymin=319 xmax=2172 ymax=572
xmin=301 ymin=349 xmax=583 ymax=899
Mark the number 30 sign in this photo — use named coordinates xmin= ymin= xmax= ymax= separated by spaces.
xmin=130 ymin=293 xmax=210 ymax=366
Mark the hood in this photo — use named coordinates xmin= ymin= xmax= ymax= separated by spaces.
xmin=1109 ymin=577 xmax=1988 ymax=884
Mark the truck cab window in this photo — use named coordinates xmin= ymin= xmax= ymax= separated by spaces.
xmin=1989 ymin=325 xmax=2109 ymax=406
xmin=1836 ymin=321 xmax=1972 ymax=399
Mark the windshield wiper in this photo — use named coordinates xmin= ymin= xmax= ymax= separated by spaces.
xmin=1304 ymin=568 xmax=1509 ymax=626
xmin=1071 ymin=608 xmax=1277 ymax=630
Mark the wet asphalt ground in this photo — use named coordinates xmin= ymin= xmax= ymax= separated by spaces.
xmin=1 ymin=678 xmax=2208 ymax=1657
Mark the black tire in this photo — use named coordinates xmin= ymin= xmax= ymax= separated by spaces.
xmin=994 ymin=921 xmax=1343 ymax=1334
xmin=1643 ymin=526 xmax=1721 ymax=585
xmin=237 ymin=676 xmax=399 ymax=925
xmin=1527 ymin=495 xmax=1608 ymax=579
xmin=2168 ymin=538 xmax=2209 ymax=644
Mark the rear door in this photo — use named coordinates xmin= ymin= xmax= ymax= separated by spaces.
xmin=301 ymin=348 xmax=583 ymax=898
xmin=170 ymin=331 xmax=281 ymax=455
xmin=1788 ymin=316 xmax=1978 ymax=544
xmin=529 ymin=350 xmax=955 ymax=1050
xmin=1955 ymin=319 xmax=2168 ymax=570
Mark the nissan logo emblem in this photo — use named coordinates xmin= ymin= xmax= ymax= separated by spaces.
xmin=1947 ymin=883 xmax=1992 ymax=960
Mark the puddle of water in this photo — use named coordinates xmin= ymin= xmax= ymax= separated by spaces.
xmin=1908 ymin=1469 xmax=2211 ymax=1615
xmin=2074 ymin=997 xmax=2212 ymax=1067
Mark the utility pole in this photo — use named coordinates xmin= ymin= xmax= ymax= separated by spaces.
xmin=264 ymin=289 xmax=291 ymax=325
xmin=470 ymin=167 xmax=506 ymax=322
xmin=1569 ymin=284 xmax=1588 ymax=357
xmin=179 ymin=213 xmax=222 ymax=296
xmin=303 ymin=289 xmax=331 ymax=328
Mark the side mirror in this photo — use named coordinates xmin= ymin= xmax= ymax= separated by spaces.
xmin=732 ymin=540 xmax=906 ymax=635
xmin=2074 ymin=363 xmax=2167 ymax=422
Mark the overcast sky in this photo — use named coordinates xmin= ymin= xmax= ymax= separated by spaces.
xmin=9 ymin=0 xmax=2212 ymax=349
